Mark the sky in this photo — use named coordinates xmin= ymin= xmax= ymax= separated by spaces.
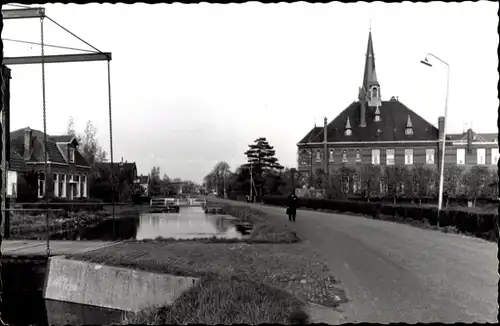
xmin=2 ymin=1 xmax=498 ymax=183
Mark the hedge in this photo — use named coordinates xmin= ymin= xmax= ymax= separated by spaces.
xmin=262 ymin=196 xmax=498 ymax=240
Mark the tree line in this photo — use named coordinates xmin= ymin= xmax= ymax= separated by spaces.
xmin=204 ymin=137 xmax=498 ymax=206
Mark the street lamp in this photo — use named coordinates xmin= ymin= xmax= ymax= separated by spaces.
xmin=420 ymin=53 xmax=450 ymax=227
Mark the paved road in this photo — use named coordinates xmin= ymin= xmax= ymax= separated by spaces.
xmin=227 ymin=201 xmax=498 ymax=323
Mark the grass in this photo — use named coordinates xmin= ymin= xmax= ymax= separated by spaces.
xmin=207 ymin=200 xmax=300 ymax=243
xmin=122 ymin=277 xmax=308 ymax=325
xmin=69 ymin=240 xmax=346 ymax=310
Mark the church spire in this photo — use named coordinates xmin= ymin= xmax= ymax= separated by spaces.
xmin=361 ymin=30 xmax=382 ymax=108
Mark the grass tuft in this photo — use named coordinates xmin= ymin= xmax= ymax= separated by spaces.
xmin=122 ymin=277 xmax=307 ymax=325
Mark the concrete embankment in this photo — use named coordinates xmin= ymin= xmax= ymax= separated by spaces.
xmin=43 ymin=257 xmax=200 ymax=312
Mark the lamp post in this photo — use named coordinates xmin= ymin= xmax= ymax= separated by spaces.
xmin=420 ymin=53 xmax=450 ymax=227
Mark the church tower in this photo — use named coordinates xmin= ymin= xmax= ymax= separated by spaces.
xmin=358 ymin=30 xmax=382 ymax=127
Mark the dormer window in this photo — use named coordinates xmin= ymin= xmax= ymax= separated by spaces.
xmin=344 ymin=117 xmax=352 ymax=136
xmin=405 ymin=115 xmax=414 ymax=136
xmin=374 ymin=105 xmax=381 ymax=122
xmin=69 ymin=147 xmax=75 ymax=163
xmin=371 ymin=87 xmax=378 ymax=99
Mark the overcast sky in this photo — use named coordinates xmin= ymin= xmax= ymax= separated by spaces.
xmin=3 ymin=2 xmax=498 ymax=183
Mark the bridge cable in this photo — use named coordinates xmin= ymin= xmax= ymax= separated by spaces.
xmin=40 ymin=14 xmax=51 ymax=258
xmin=107 ymin=60 xmax=115 ymax=234
xmin=2 ymin=37 xmax=98 ymax=54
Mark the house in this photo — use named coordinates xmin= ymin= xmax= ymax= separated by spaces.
xmin=95 ymin=158 xmax=138 ymax=182
xmin=95 ymin=159 xmax=138 ymax=201
xmin=9 ymin=127 xmax=91 ymax=199
xmin=5 ymin=149 xmax=28 ymax=199
xmin=297 ymin=30 xmax=498 ymax=185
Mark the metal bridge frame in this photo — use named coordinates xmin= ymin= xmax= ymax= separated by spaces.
xmin=1 ymin=7 xmax=116 ymax=323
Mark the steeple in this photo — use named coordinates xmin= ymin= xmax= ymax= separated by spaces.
xmin=361 ymin=30 xmax=382 ymax=108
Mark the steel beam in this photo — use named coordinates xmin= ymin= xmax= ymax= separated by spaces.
xmin=2 ymin=8 xmax=45 ymax=20
xmin=3 ymin=52 xmax=112 ymax=65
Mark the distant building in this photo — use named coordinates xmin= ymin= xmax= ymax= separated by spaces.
xmin=297 ymin=31 xmax=498 ymax=185
xmin=135 ymin=174 xmax=150 ymax=196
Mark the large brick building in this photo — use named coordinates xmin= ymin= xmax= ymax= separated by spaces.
xmin=297 ymin=31 xmax=498 ymax=184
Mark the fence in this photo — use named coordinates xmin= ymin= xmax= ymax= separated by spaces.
xmin=1 ymin=201 xmax=137 ymax=242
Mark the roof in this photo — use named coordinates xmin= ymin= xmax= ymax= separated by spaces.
xmin=298 ymin=126 xmax=324 ymax=144
xmin=299 ymin=99 xmax=439 ymax=143
xmin=137 ymin=175 xmax=149 ymax=184
xmin=96 ymin=162 xmax=137 ymax=173
xmin=9 ymin=149 xmax=28 ymax=173
xmin=448 ymin=131 xmax=498 ymax=142
xmin=10 ymin=127 xmax=90 ymax=166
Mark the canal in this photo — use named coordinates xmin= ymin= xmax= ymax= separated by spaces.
xmin=1 ymin=206 xmax=246 ymax=325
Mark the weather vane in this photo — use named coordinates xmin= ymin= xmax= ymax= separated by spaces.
xmin=369 ymin=19 xmax=372 ymax=32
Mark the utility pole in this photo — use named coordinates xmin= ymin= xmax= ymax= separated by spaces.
xmin=249 ymin=163 xmax=253 ymax=202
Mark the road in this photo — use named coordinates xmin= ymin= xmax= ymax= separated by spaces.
xmin=228 ymin=201 xmax=498 ymax=323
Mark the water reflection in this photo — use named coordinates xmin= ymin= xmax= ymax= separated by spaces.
xmin=136 ymin=206 xmax=242 ymax=240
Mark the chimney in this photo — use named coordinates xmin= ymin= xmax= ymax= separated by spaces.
xmin=359 ymin=101 xmax=367 ymax=127
xmin=438 ymin=116 xmax=445 ymax=140
xmin=467 ymin=128 xmax=473 ymax=153
xmin=24 ymin=127 xmax=32 ymax=160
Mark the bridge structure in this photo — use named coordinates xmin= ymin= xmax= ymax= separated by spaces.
xmin=1 ymin=240 xmax=120 ymax=261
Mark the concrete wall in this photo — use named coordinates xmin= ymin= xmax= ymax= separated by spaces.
xmin=43 ymin=257 xmax=200 ymax=312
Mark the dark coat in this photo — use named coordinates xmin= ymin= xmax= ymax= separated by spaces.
xmin=287 ymin=194 xmax=298 ymax=211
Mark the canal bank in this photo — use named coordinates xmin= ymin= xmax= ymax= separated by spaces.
xmin=2 ymin=204 xmax=345 ymax=324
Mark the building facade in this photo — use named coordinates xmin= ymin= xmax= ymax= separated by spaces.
xmin=297 ymin=31 xmax=498 ymax=185
xmin=10 ymin=127 xmax=91 ymax=199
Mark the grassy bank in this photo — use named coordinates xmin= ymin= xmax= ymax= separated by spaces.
xmin=206 ymin=199 xmax=300 ymax=243
xmin=69 ymin=239 xmax=345 ymax=324
xmin=123 ymin=277 xmax=308 ymax=325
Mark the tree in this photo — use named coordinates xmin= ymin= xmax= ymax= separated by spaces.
xmin=150 ymin=166 xmax=161 ymax=196
xmin=360 ymin=164 xmax=381 ymax=201
xmin=244 ymin=137 xmax=284 ymax=197
xmin=464 ymin=166 xmax=490 ymax=206
xmin=67 ymin=118 xmax=108 ymax=165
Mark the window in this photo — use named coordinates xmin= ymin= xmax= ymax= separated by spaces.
xmin=426 ymin=149 xmax=435 ymax=164
xmin=386 ymin=149 xmax=395 ymax=165
xmin=405 ymin=149 xmax=413 ymax=165
xmin=75 ymin=174 xmax=81 ymax=197
xmin=372 ymin=149 xmax=380 ymax=165
xmin=329 ymin=149 xmax=334 ymax=162
xmin=477 ymin=148 xmax=486 ymax=165
xmin=69 ymin=147 xmax=75 ymax=163
xmin=59 ymin=174 xmax=67 ymax=198
xmin=316 ymin=150 xmax=322 ymax=163
xmin=456 ymin=148 xmax=465 ymax=165
xmin=345 ymin=129 xmax=352 ymax=136
xmin=492 ymin=147 xmax=499 ymax=165
xmin=82 ymin=175 xmax=88 ymax=197
xmin=7 ymin=171 xmax=17 ymax=197
xmin=371 ymin=87 xmax=378 ymax=99
xmin=405 ymin=127 xmax=413 ymax=136
xmin=342 ymin=150 xmax=348 ymax=163
xmin=38 ymin=173 xmax=45 ymax=198
xmin=300 ymin=150 xmax=308 ymax=165
xmin=53 ymin=173 xmax=59 ymax=197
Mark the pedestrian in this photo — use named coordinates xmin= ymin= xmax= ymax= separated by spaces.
xmin=286 ymin=190 xmax=298 ymax=222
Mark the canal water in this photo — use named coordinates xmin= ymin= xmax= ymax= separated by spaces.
xmin=1 ymin=206 xmax=245 ymax=325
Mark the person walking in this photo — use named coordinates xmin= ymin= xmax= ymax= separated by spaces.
xmin=286 ymin=190 xmax=298 ymax=222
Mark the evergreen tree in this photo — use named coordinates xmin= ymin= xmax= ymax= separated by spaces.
xmin=244 ymin=137 xmax=284 ymax=196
